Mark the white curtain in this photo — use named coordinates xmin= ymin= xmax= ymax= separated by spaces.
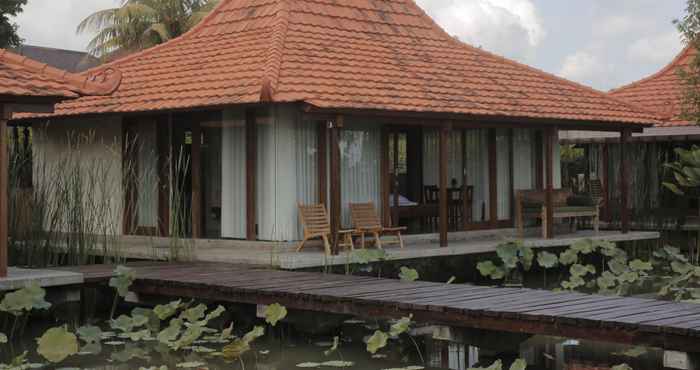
xmin=340 ymin=124 xmax=381 ymax=228
xmin=496 ymin=129 xmax=512 ymax=220
xmin=464 ymin=129 xmax=490 ymax=222
xmin=135 ymin=121 xmax=158 ymax=228
xmin=422 ymin=130 xmax=463 ymax=187
xmin=513 ymin=128 xmax=535 ymax=191
xmin=257 ymin=105 xmax=318 ymax=241
xmin=221 ymin=108 xmax=247 ymax=239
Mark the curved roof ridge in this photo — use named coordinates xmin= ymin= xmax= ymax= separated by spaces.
xmin=610 ymin=44 xmax=693 ymax=95
xmin=260 ymin=0 xmax=291 ymax=102
xmin=0 ymin=48 xmax=121 ymax=96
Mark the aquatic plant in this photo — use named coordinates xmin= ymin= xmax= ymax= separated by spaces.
xmin=476 ymin=240 xmax=533 ymax=285
xmin=468 ymin=359 xmax=528 ymax=370
xmin=264 ymin=303 xmax=288 ymax=326
xmin=0 ymin=282 xmax=51 ymax=339
xmin=398 ymin=266 xmax=419 ymax=282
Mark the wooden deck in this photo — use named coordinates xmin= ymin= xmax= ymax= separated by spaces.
xmin=66 ymin=262 xmax=699 ymax=353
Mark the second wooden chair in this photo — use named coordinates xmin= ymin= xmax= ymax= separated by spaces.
xmin=349 ymin=202 xmax=406 ymax=249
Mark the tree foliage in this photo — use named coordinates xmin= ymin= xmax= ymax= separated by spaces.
xmin=676 ymin=0 xmax=700 ymax=123
xmin=77 ymin=0 xmax=219 ymax=58
xmin=0 ymin=0 xmax=26 ymax=48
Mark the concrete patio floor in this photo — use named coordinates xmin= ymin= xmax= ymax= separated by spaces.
xmin=111 ymin=228 xmax=660 ymax=270
xmin=0 ymin=267 xmax=83 ymax=291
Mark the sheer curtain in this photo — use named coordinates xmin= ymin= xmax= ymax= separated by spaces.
xmin=464 ymin=129 xmax=489 ymax=222
xmin=422 ymin=130 xmax=463 ymax=187
xmin=135 ymin=121 xmax=158 ymax=228
xmin=496 ymin=129 xmax=512 ymax=220
xmin=221 ymin=108 xmax=246 ymax=239
xmin=340 ymin=124 xmax=381 ymax=228
xmin=513 ymin=128 xmax=535 ymax=191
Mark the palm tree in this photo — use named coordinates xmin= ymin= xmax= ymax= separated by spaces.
xmin=77 ymin=0 xmax=219 ymax=58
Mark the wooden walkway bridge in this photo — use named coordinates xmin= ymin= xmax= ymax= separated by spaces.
xmin=66 ymin=262 xmax=700 ymax=353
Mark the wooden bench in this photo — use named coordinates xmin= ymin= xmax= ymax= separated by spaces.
xmin=515 ymin=189 xmax=600 ymax=238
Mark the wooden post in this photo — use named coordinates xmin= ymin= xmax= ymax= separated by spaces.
xmin=0 ymin=105 xmax=8 ymax=277
xmin=245 ymin=108 xmax=257 ymax=241
xmin=620 ymin=130 xmax=631 ymax=234
xmin=157 ymin=115 xmax=171 ymax=237
xmin=602 ymin=143 xmax=610 ymax=221
xmin=329 ymin=116 xmax=343 ymax=253
xmin=392 ymin=131 xmax=400 ymax=228
xmin=122 ymin=120 xmax=136 ymax=235
xmin=509 ymin=129 xmax=515 ymax=226
xmin=535 ymin=130 xmax=544 ymax=190
xmin=317 ymin=121 xmax=328 ymax=207
xmin=544 ymin=127 xmax=555 ymax=239
xmin=380 ymin=127 xmax=391 ymax=226
xmin=191 ymin=121 xmax=202 ymax=239
xmin=439 ymin=125 xmax=450 ymax=247
xmin=488 ymin=129 xmax=498 ymax=228
xmin=462 ymin=129 xmax=469 ymax=230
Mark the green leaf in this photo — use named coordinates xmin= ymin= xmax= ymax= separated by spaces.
xmin=519 ymin=246 xmax=535 ymax=271
xmin=222 ymin=326 xmax=264 ymax=359
xmin=264 ymin=303 xmax=288 ymax=327
xmin=0 ymin=282 xmax=51 ymax=315
xmin=153 ymin=300 xmax=182 ymax=321
xmin=629 ymin=259 xmax=653 ymax=272
xmin=111 ymin=315 xmax=136 ymax=333
xmin=597 ymin=271 xmax=617 ymax=290
xmin=477 ymin=260 xmax=498 ymax=277
xmin=571 ymin=239 xmax=595 ymax=254
xmin=76 ymin=325 xmax=102 ymax=344
xmin=351 ymin=249 xmax=387 ymax=264
xmin=618 ymin=271 xmax=639 ymax=284
xmin=398 ymin=267 xmax=419 ymax=282
xmin=36 ymin=325 xmax=79 ymax=363
xmin=509 ymin=359 xmax=527 ymax=370
xmin=220 ymin=323 xmax=234 ymax=341
xmin=0 ymin=332 xmax=6 ymax=344
xmin=157 ymin=318 xmax=182 ymax=344
xmin=559 ymin=249 xmax=579 ymax=266
xmin=496 ymin=243 xmax=519 ymax=269
xmin=389 ymin=315 xmax=412 ymax=337
xmin=179 ymin=303 xmax=207 ymax=323
xmin=611 ymin=364 xmax=633 ymax=370
xmin=671 ymin=261 xmax=693 ymax=275
xmin=561 ymin=276 xmax=585 ymax=290
xmin=608 ymin=259 xmax=628 ymax=275
xmin=109 ymin=265 xmax=135 ymax=298
xmin=366 ymin=330 xmax=389 ymax=354
xmin=324 ymin=336 xmax=340 ymax=356
xmin=537 ymin=251 xmax=559 ymax=268
xmin=446 ymin=276 xmax=456 ymax=284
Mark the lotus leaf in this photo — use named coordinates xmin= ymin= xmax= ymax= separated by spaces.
xmin=611 ymin=364 xmax=632 ymax=370
xmin=158 ymin=319 xmax=183 ymax=344
xmin=629 ymin=259 xmax=653 ymax=272
xmin=671 ymin=261 xmax=693 ymax=275
xmin=180 ymin=304 xmax=207 ymax=323
xmin=561 ymin=276 xmax=585 ymax=290
xmin=222 ymin=326 xmax=264 ymax=359
xmin=76 ymin=325 xmax=102 ymax=344
xmin=618 ymin=271 xmax=639 ymax=284
xmin=570 ymin=264 xmax=593 ymax=277
xmin=509 ymin=359 xmax=527 ymax=370
xmin=264 ymin=303 xmax=288 ymax=326
xmin=571 ymin=239 xmax=595 ymax=254
xmin=0 ymin=282 xmax=50 ymax=315
xmin=351 ymin=249 xmax=387 ymax=264
xmin=537 ymin=251 xmax=559 ymax=269
xmin=324 ymin=336 xmax=340 ymax=356
xmin=109 ymin=266 xmax=135 ymax=298
xmin=79 ymin=342 xmax=102 ymax=355
xmin=321 ymin=360 xmax=355 ymax=367
xmin=0 ymin=333 xmax=6 ymax=344
xmin=559 ymin=249 xmax=579 ymax=266
xmin=496 ymin=243 xmax=519 ymax=269
xmin=366 ymin=330 xmax=389 ymax=354
xmin=398 ymin=267 xmax=419 ymax=282
xmin=111 ymin=315 xmax=137 ymax=333
xmin=111 ymin=343 xmax=151 ymax=362
xmin=125 ymin=329 xmax=152 ymax=342
xmin=446 ymin=276 xmax=456 ymax=284
xmin=219 ymin=323 xmax=234 ymax=341
xmin=36 ymin=326 xmax=78 ymax=363
xmin=477 ymin=261 xmax=505 ymax=280
xmin=154 ymin=299 xmax=183 ymax=320
xmin=597 ymin=271 xmax=617 ymax=290
xmin=389 ymin=315 xmax=412 ymax=337
xmin=176 ymin=361 xmax=206 ymax=368
xmin=608 ymin=259 xmax=628 ymax=275
xmin=171 ymin=324 xmax=204 ymax=350
xmin=519 ymin=246 xmax=534 ymax=271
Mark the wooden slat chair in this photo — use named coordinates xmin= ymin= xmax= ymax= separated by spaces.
xmin=350 ymin=202 xmax=407 ymax=249
xmin=297 ymin=203 xmax=354 ymax=255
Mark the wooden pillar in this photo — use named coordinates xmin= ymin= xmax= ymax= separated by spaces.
xmin=392 ymin=131 xmax=400 ymax=228
xmin=488 ymin=129 xmax=498 ymax=228
xmin=461 ymin=129 xmax=469 ymax=230
xmin=620 ymin=130 xmax=631 ymax=234
xmin=535 ymin=131 xmax=544 ymax=190
xmin=329 ymin=116 xmax=343 ymax=253
xmin=191 ymin=120 xmax=202 ymax=239
xmin=122 ymin=120 xmax=136 ymax=235
xmin=380 ymin=127 xmax=391 ymax=226
xmin=0 ymin=105 xmax=8 ymax=277
xmin=157 ymin=115 xmax=171 ymax=237
xmin=509 ymin=129 xmax=515 ymax=226
xmin=245 ymin=108 xmax=257 ymax=241
xmin=544 ymin=127 xmax=555 ymax=239
xmin=602 ymin=143 xmax=610 ymax=221
xmin=317 ymin=121 xmax=328 ymax=207
xmin=439 ymin=125 xmax=450 ymax=247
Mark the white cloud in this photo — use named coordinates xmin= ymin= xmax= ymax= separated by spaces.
xmin=627 ymin=31 xmax=683 ymax=64
xmin=415 ymin=0 xmax=545 ymax=61
xmin=559 ymin=51 xmax=611 ymax=87
xmin=12 ymin=0 xmax=117 ymax=51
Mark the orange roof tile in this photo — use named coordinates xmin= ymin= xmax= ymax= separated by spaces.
xmin=609 ymin=46 xmax=696 ymax=127
xmin=0 ymin=49 xmax=121 ymax=103
xmin=42 ymin=0 xmax=658 ymax=126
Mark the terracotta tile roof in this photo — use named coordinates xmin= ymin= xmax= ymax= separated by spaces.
xmin=0 ymin=49 xmax=121 ymax=102
xmin=609 ymin=46 xmax=696 ymax=127
xmin=41 ymin=0 xmax=658 ymax=126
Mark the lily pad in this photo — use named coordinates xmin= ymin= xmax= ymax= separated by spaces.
xmin=36 ymin=326 xmax=79 ymax=363
xmin=366 ymin=330 xmax=389 ymax=354
xmin=264 ymin=303 xmax=288 ymax=326
xmin=398 ymin=267 xmax=419 ymax=282
xmin=109 ymin=266 xmax=136 ymax=298
xmin=76 ymin=325 xmax=102 ymax=344
xmin=629 ymin=259 xmax=653 ymax=272
xmin=537 ymin=251 xmax=559 ymax=269
xmin=389 ymin=315 xmax=412 ymax=337
xmin=154 ymin=299 xmax=183 ymax=321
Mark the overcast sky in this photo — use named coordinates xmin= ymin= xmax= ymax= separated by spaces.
xmin=12 ymin=0 xmax=687 ymax=91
